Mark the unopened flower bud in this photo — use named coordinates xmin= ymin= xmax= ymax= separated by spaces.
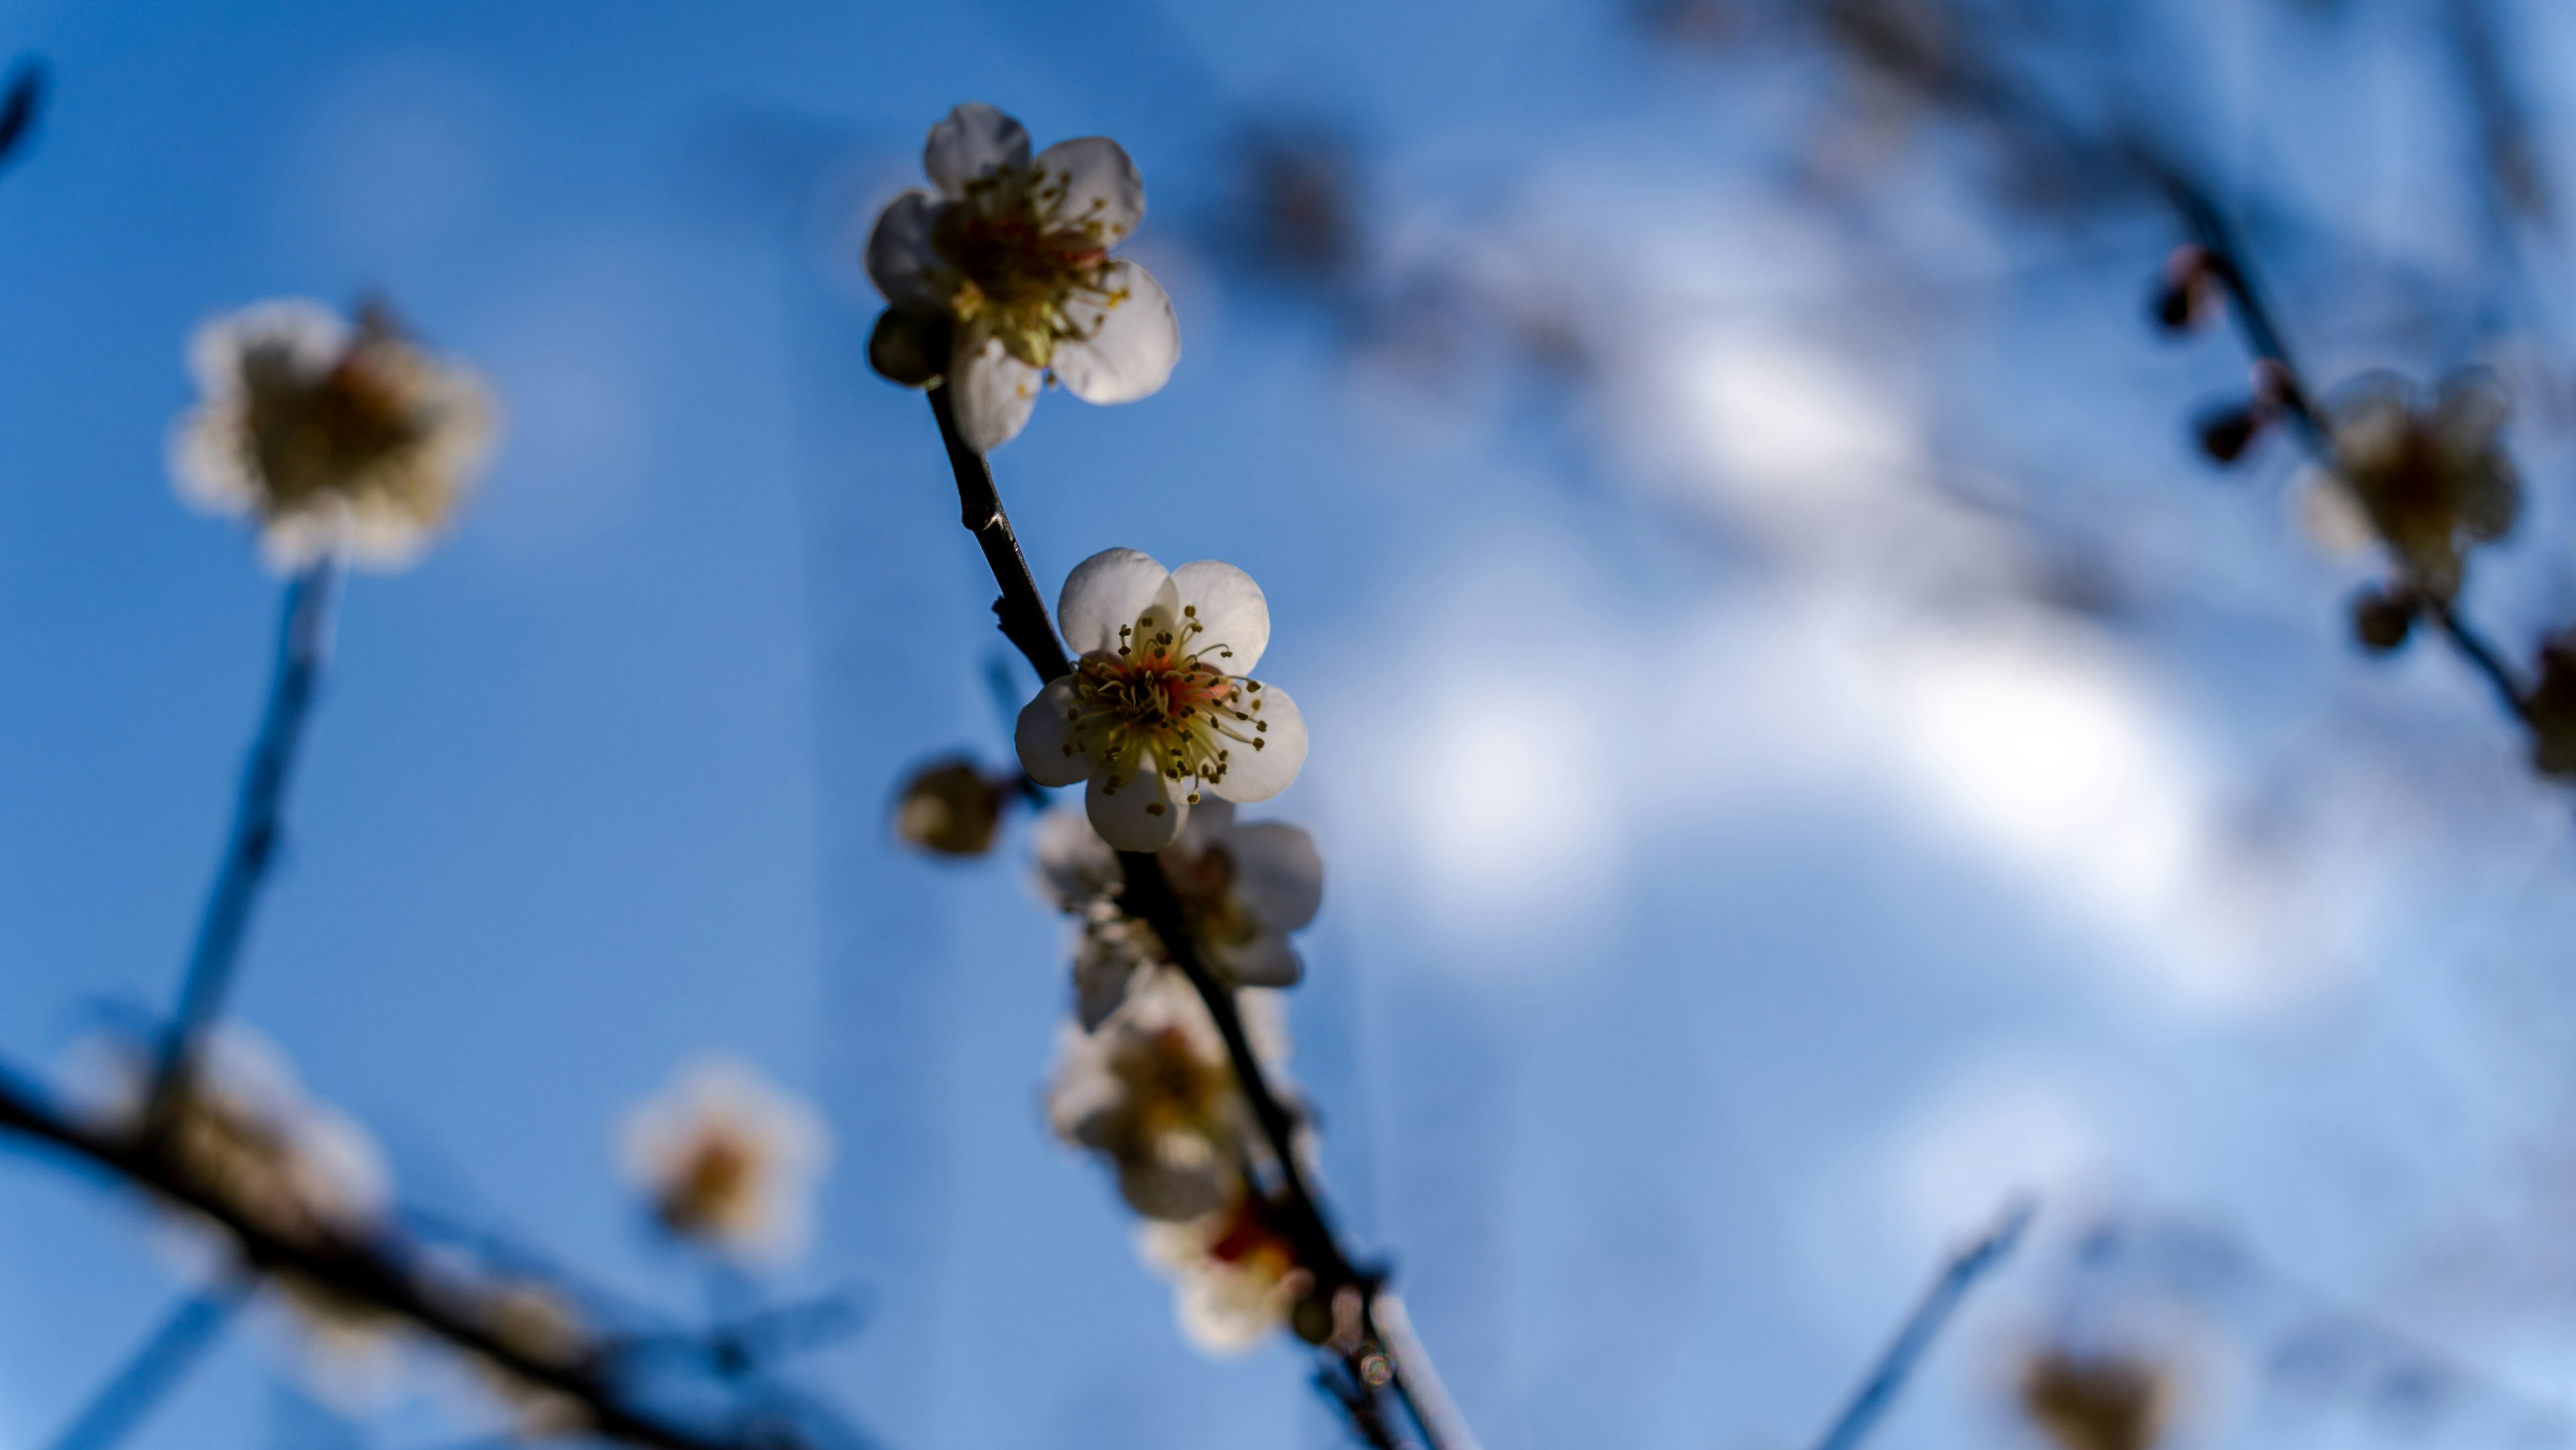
xmin=892 ymin=757 xmax=1014 ymax=857
xmin=2349 ymin=585 xmax=2418 ymax=654
xmin=2149 ymin=244 xmax=2222 ymax=334
xmin=1289 ymin=1288 xmax=1337 ymax=1345
xmin=2195 ymin=401 xmax=2265 ymax=464
xmin=2526 ymin=635 xmax=2576 ymax=778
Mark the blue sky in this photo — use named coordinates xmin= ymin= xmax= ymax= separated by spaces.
xmin=5 ymin=2 xmax=2576 ymax=1449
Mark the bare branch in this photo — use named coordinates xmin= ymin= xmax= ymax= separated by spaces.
xmin=1810 ymin=1198 xmax=2036 ymax=1450
xmin=0 ymin=1061 xmax=835 ymax=1450
xmin=152 ymin=564 xmax=339 ymax=1117
xmin=44 ymin=1284 xmax=250 ymax=1450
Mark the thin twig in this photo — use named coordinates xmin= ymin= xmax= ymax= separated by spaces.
xmin=1810 ymin=1198 xmax=2035 ymax=1450
xmin=0 ymin=56 xmax=44 ymax=177
xmin=43 ymin=1284 xmax=250 ymax=1450
xmin=2165 ymin=178 xmax=2536 ymax=722
xmin=152 ymin=564 xmax=338 ymax=1115
xmin=920 ymin=386 xmax=1456 ymax=1450
xmin=0 ymin=1061 xmax=814 ymax=1450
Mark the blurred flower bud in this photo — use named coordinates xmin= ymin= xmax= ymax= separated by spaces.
xmin=893 ymin=757 xmax=1013 ymax=857
xmin=867 ymin=308 xmax=949 ymax=389
xmin=1289 ymin=1288 xmax=1338 ymax=1345
xmin=2021 ymin=1350 xmax=2169 ymax=1450
xmin=2149 ymin=244 xmax=2222 ymax=334
xmin=2525 ymin=633 xmax=2576 ymax=778
xmin=2194 ymin=401 xmax=2265 ymax=464
xmin=2349 ymin=584 xmax=2419 ymax=654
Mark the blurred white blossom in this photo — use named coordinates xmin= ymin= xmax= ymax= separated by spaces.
xmin=2316 ymin=370 xmax=2519 ymax=600
xmin=1138 ymin=1179 xmax=1311 ymax=1355
xmin=867 ymin=103 xmax=1179 ymax=451
xmin=1016 ymin=549 xmax=1307 ymax=851
xmin=170 ymin=298 xmax=496 ymax=570
xmin=74 ymin=1028 xmax=402 ymax=1391
xmin=1033 ymin=800 xmax=1323 ymax=1026
xmin=1045 ymin=967 xmax=1284 ymax=1223
xmin=618 ymin=1056 xmax=830 ymax=1263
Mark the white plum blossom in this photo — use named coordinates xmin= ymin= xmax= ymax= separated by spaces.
xmin=617 ymin=1057 xmax=831 ymax=1263
xmin=1016 ymin=550 xmax=1309 ymax=851
xmin=1033 ymin=800 xmax=1324 ymax=1026
xmin=1138 ymin=1180 xmax=1311 ymax=1355
xmin=1046 ymin=967 xmax=1289 ymax=1222
xmin=865 ymin=103 xmax=1180 ymax=452
xmin=170 ymin=299 xmax=496 ymax=571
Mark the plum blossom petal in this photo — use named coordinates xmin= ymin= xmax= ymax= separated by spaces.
xmin=865 ymin=190 xmax=946 ymax=309
xmin=1222 ymin=821 xmax=1324 ymax=933
xmin=1211 ymin=930 xmax=1301 ymax=988
xmin=1169 ymin=559 xmax=1271 ymax=676
xmin=1017 ymin=677 xmax=1095 ymax=787
xmin=1032 ymin=136 xmax=1146 ymax=246
xmin=949 ymin=331 xmax=1044 ymax=452
xmin=1205 ymin=684 xmax=1305 ymax=803
xmin=924 ymin=103 xmax=1029 ymax=196
xmin=1032 ymin=805 xmax=1124 ymax=908
xmin=1053 ymin=262 xmax=1180 ymax=405
xmin=1059 ymin=548 xmax=1178 ymax=655
xmin=1089 ymin=761 xmax=1187 ymax=851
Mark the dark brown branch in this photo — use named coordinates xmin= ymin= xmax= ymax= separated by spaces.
xmin=921 ymin=386 xmax=1460 ymax=1450
xmin=0 ymin=1062 xmax=813 ymax=1450
xmin=928 ymin=387 xmax=1071 ymax=684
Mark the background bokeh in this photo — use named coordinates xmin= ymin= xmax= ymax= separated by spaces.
xmin=6 ymin=1 xmax=2576 ymax=1447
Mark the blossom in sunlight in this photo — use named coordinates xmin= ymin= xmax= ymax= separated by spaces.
xmin=2314 ymin=370 xmax=2519 ymax=599
xmin=1046 ymin=967 xmax=1287 ymax=1222
xmin=1033 ymin=800 xmax=1324 ymax=1025
xmin=1138 ymin=1179 xmax=1313 ymax=1355
xmin=866 ymin=103 xmax=1179 ymax=452
xmin=1016 ymin=550 xmax=1308 ymax=851
xmin=170 ymin=298 xmax=496 ymax=571
xmin=618 ymin=1056 xmax=830 ymax=1263
xmin=892 ymin=755 xmax=1020 ymax=857
xmin=2019 ymin=1350 xmax=2170 ymax=1450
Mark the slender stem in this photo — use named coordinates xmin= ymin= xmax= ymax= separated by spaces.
xmin=1810 ymin=1199 xmax=2035 ymax=1450
xmin=920 ymin=386 xmax=1459 ymax=1450
xmin=2432 ymin=602 xmax=2532 ymax=723
xmin=0 ymin=1060 xmax=794 ymax=1450
xmin=928 ymin=387 xmax=1070 ymax=683
xmin=43 ymin=1285 xmax=249 ymax=1450
xmin=2167 ymin=182 xmax=2535 ymax=723
xmin=152 ymin=564 xmax=338 ymax=1112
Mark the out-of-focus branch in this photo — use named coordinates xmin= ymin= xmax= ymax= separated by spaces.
xmin=922 ymin=386 xmax=1464 ymax=1450
xmin=43 ymin=1284 xmax=250 ymax=1450
xmin=0 ymin=57 xmax=46 ymax=177
xmin=152 ymin=565 xmax=338 ymax=1117
xmin=1809 ymin=1198 xmax=2034 ymax=1450
xmin=0 ymin=1061 xmax=838 ymax=1450
xmin=2165 ymin=178 xmax=2534 ymax=726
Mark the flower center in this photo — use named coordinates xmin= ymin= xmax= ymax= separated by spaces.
xmin=241 ymin=340 xmax=427 ymax=509
xmin=1063 ymin=604 xmax=1273 ymax=817
xmin=932 ymin=166 xmax=1122 ymax=368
